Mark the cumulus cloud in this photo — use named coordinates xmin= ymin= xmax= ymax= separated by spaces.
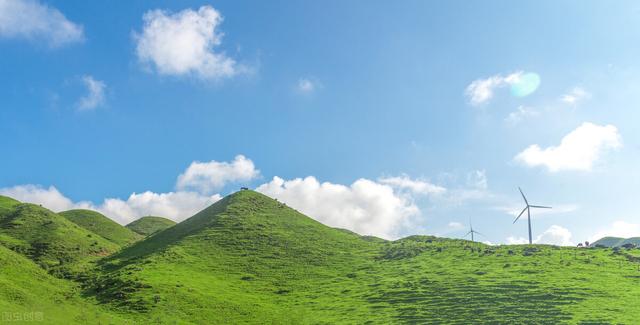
xmin=560 ymin=87 xmax=591 ymax=105
xmin=515 ymin=122 xmax=622 ymax=172
xmin=134 ymin=5 xmax=238 ymax=80
xmin=0 ymin=184 xmax=220 ymax=225
xmin=96 ymin=191 xmax=221 ymax=224
xmin=378 ymin=174 xmax=446 ymax=196
xmin=256 ymin=176 xmax=419 ymax=239
xmin=589 ymin=221 xmax=640 ymax=242
xmin=505 ymin=106 xmax=539 ymax=126
xmin=0 ymin=184 xmax=82 ymax=211
xmin=465 ymin=71 xmax=522 ymax=106
xmin=0 ymin=0 xmax=83 ymax=47
xmin=77 ymin=75 xmax=106 ymax=111
xmin=176 ymin=155 xmax=259 ymax=194
xmin=0 ymin=156 xmax=259 ymax=224
xmin=507 ymin=225 xmax=573 ymax=246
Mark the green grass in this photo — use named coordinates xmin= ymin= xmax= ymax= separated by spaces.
xmin=0 ymin=203 xmax=119 ymax=278
xmin=0 ymin=243 xmax=131 ymax=324
xmin=3 ymin=190 xmax=640 ymax=323
xmin=125 ymin=216 xmax=176 ymax=237
xmin=60 ymin=209 xmax=143 ymax=246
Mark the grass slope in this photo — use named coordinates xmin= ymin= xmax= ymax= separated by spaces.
xmin=0 ymin=243 xmax=130 ymax=324
xmin=61 ymin=209 xmax=143 ymax=246
xmin=0 ymin=195 xmax=20 ymax=218
xmin=87 ymin=190 xmax=640 ymax=324
xmin=0 ymin=203 xmax=119 ymax=277
xmin=126 ymin=216 xmax=176 ymax=236
xmin=593 ymin=236 xmax=640 ymax=248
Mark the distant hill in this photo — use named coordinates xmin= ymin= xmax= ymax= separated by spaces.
xmin=593 ymin=236 xmax=640 ymax=248
xmin=126 ymin=216 xmax=176 ymax=236
xmin=0 ymin=203 xmax=119 ymax=276
xmin=60 ymin=209 xmax=143 ymax=246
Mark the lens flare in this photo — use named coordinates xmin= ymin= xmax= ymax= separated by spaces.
xmin=510 ymin=72 xmax=540 ymax=97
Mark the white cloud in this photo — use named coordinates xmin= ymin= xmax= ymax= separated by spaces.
xmin=378 ymin=174 xmax=446 ymax=196
xmin=507 ymin=225 xmax=573 ymax=246
xmin=297 ymin=78 xmax=318 ymax=93
xmin=465 ymin=71 xmax=522 ymax=106
xmin=134 ymin=5 xmax=238 ymax=79
xmin=0 ymin=156 xmax=261 ymax=224
xmin=0 ymin=184 xmax=220 ymax=225
xmin=448 ymin=221 xmax=464 ymax=230
xmin=97 ymin=191 xmax=221 ymax=224
xmin=560 ymin=87 xmax=591 ymax=105
xmin=505 ymin=106 xmax=539 ymax=125
xmin=466 ymin=170 xmax=488 ymax=190
xmin=515 ymin=122 xmax=622 ymax=172
xmin=0 ymin=0 xmax=83 ymax=47
xmin=176 ymin=155 xmax=259 ymax=194
xmin=256 ymin=176 xmax=419 ymax=239
xmin=0 ymin=185 xmax=81 ymax=211
xmin=77 ymin=75 xmax=106 ymax=111
xmin=590 ymin=221 xmax=640 ymax=242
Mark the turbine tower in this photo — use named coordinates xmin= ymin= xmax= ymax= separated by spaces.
xmin=465 ymin=220 xmax=483 ymax=242
xmin=513 ymin=187 xmax=551 ymax=244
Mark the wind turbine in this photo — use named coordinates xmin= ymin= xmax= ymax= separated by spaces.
xmin=513 ymin=187 xmax=552 ymax=244
xmin=465 ymin=219 xmax=483 ymax=242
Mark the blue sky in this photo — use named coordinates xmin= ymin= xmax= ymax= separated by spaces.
xmin=2 ymin=0 xmax=640 ymax=244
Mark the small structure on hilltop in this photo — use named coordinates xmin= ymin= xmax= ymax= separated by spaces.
xmin=240 ymin=187 xmax=249 ymax=191
xmin=577 ymin=243 xmax=584 ymax=248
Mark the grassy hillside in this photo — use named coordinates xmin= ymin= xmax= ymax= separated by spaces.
xmin=593 ymin=236 xmax=640 ymax=248
xmin=0 ymin=243 xmax=130 ymax=323
xmin=60 ymin=209 xmax=143 ymax=246
xmin=87 ymin=190 xmax=640 ymax=324
xmin=0 ymin=195 xmax=20 ymax=218
xmin=2 ymin=190 xmax=640 ymax=323
xmin=0 ymin=203 xmax=119 ymax=277
xmin=126 ymin=216 xmax=176 ymax=236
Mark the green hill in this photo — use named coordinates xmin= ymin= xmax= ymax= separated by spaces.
xmin=126 ymin=216 xmax=176 ymax=236
xmin=87 ymin=190 xmax=640 ymax=324
xmin=0 ymin=203 xmax=119 ymax=277
xmin=2 ymin=190 xmax=640 ymax=323
xmin=0 ymin=243 xmax=129 ymax=323
xmin=593 ymin=236 xmax=640 ymax=248
xmin=0 ymin=195 xmax=20 ymax=217
xmin=60 ymin=209 xmax=143 ymax=246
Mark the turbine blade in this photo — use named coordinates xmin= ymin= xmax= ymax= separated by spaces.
xmin=530 ymin=205 xmax=552 ymax=209
xmin=474 ymin=231 xmax=485 ymax=237
xmin=465 ymin=231 xmax=472 ymax=237
xmin=518 ymin=187 xmax=529 ymax=205
xmin=513 ymin=206 xmax=527 ymax=224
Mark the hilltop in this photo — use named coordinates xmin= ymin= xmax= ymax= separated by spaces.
xmin=60 ymin=209 xmax=143 ymax=246
xmin=1 ymin=190 xmax=640 ymax=323
xmin=126 ymin=216 xmax=176 ymax=236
